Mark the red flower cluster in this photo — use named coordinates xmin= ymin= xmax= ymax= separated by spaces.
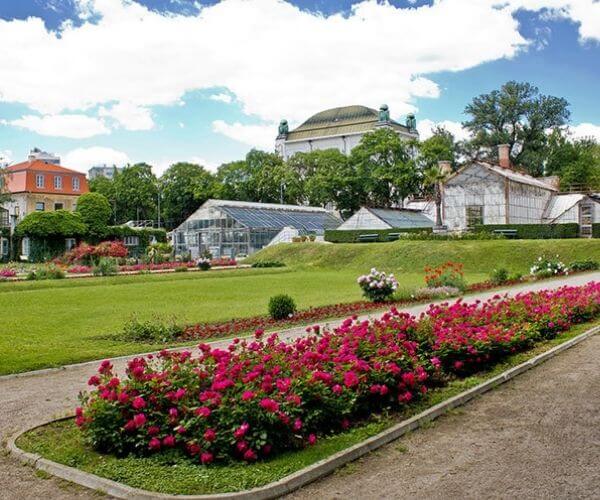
xmin=66 ymin=241 xmax=128 ymax=263
xmin=0 ymin=268 xmax=17 ymax=278
xmin=424 ymin=261 xmax=464 ymax=288
xmin=67 ymin=265 xmax=93 ymax=274
xmin=210 ymin=257 xmax=237 ymax=267
xmin=77 ymin=282 xmax=599 ymax=464
xmin=119 ymin=262 xmax=196 ymax=273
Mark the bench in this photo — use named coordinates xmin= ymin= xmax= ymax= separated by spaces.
xmin=492 ymin=229 xmax=518 ymax=238
xmin=357 ymin=233 xmax=380 ymax=242
xmin=386 ymin=232 xmax=401 ymax=241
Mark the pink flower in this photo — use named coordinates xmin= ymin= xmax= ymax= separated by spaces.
xmin=147 ymin=426 xmax=160 ymax=436
xmin=332 ymin=384 xmax=343 ymax=395
xmin=195 ymin=406 xmax=211 ymax=417
xmin=343 ymin=371 xmax=359 ymax=388
xmin=233 ymin=423 xmax=249 ymax=439
xmin=201 ymin=452 xmax=214 ymax=464
xmin=148 ymin=437 xmax=161 ymax=451
xmin=87 ymin=375 xmax=101 ymax=386
xmin=133 ymin=413 xmax=147 ymax=428
xmin=162 ymin=435 xmax=176 ymax=447
xmin=243 ymin=449 xmax=257 ymax=461
xmin=204 ymin=428 xmax=216 ymax=442
xmin=241 ymin=390 xmax=255 ymax=401
xmin=259 ymin=398 xmax=280 ymax=413
xmin=293 ymin=418 xmax=303 ymax=431
xmin=308 ymin=433 xmax=317 ymax=445
xmin=132 ymin=396 xmax=146 ymax=410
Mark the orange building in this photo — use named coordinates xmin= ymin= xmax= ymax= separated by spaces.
xmin=2 ymin=159 xmax=89 ymax=223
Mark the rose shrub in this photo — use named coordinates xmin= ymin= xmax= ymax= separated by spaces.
xmin=357 ymin=268 xmax=399 ymax=302
xmin=77 ymin=282 xmax=600 ymax=464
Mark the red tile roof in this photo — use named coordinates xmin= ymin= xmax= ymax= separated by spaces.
xmin=5 ymin=160 xmax=89 ymax=195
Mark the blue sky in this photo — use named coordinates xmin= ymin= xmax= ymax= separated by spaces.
xmin=0 ymin=0 xmax=598 ymax=173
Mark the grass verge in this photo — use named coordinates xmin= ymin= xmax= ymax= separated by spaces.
xmin=17 ymin=319 xmax=599 ymax=496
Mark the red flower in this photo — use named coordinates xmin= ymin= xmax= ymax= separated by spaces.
xmin=259 ymin=398 xmax=280 ymax=413
xmin=132 ymin=397 xmax=146 ymax=410
xmin=148 ymin=438 xmax=161 ymax=451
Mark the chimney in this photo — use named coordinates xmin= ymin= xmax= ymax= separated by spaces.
xmin=438 ymin=160 xmax=452 ymax=175
xmin=498 ymin=144 xmax=511 ymax=168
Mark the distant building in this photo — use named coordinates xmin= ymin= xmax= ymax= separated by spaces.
xmin=173 ymin=199 xmax=342 ymax=258
xmin=441 ymin=145 xmax=600 ymax=236
xmin=275 ymin=105 xmax=418 ymax=160
xmin=1 ymin=159 xmax=89 ymax=226
xmin=88 ymin=164 xmax=122 ymax=180
xmin=336 ymin=207 xmax=434 ymax=231
xmin=27 ymin=147 xmax=60 ymax=165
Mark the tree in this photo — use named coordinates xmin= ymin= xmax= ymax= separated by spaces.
xmin=423 ymin=166 xmax=450 ymax=227
xmin=463 ymin=81 xmax=570 ymax=176
xmin=349 ymin=128 xmax=419 ymax=207
xmin=418 ymin=127 xmax=456 ymax=171
xmin=545 ymin=131 xmax=600 ymax=190
xmin=287 ymin=149 xmax=360 ymax=214
xmin=113 ymin=164 xmax=158 ymax=223
xmin=160 ymin=162 xmax=216 ymax=229
xmin=89 ymin=175 xmax=117 ymax=223
xmin=15 ymin=210 xmax=87 ymax=238
xmin=76 ymin=192 xmax=112 ymax=241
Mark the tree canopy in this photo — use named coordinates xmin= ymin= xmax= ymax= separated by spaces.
xmin=16 ymin=210 xmax=87 ymax=238
xmin=76 ymin=192 xmax=112 ymax=241
xmin=463 ymin=81 xmax=570 ymax=176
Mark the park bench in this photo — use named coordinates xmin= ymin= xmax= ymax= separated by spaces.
xmin=386 ymin=232 xmax=401 ymax=241
xmin=357 ymin=233 xmax=380 ymax=242
xmin=492 ymin=229 xmax=518 ymax=238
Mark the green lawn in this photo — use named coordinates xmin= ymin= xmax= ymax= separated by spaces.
xmin=1 ymin=238 xmax=598 ymax=375
xmin=17 ymin=319 xmax=599 ymax=496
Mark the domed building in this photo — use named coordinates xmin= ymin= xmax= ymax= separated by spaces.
xmin=275 ymin=104 xmax=418 ymax=160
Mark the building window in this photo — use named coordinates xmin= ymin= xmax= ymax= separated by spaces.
xmin=0 ymin=208 xmax=8 ymax=227
xmin=1 ymin=238 xmax=8 ymax=256
xmin=35 ymin=202 xmax=45 ymax=211
xmin=72 ymin=177 xmax=80 ymax=191
xmin=36 ymin=174 xmax=45 ymax=188
xmin=21 ymin=237 xmax=30 ymax=258
xmin=65 ymin=238 xmax=77 ymax=251
xmin=54 ymin=176 xmax=63 ymax=190
xmin=123 ymin=235 xmax=140 ymax=246
xmin=54 ymin=203 xmax=64 ymax=210
xmin=466 ymin=205 xmax=484 ymax=229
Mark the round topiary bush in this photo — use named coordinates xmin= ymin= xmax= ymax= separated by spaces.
xmin=268 ymin=294 xmax=297 ymax=320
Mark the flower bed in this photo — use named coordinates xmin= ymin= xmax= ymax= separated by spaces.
xmin=77 ymin=282 xmax=600 ymax=465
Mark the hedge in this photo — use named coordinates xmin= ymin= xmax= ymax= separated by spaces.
xmin=325 ymin=227 xmax=432 ymax=243
xmin=475 ymin=223 xmax=580 ymax=239
xmin=105 ymin=226 xmax=168 ymax=258
xmin=593 ymin=224 xmax=600 ymax=238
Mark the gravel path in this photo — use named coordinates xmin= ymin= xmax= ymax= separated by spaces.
xmin=0 ymin=272 xmax=598 ymax=500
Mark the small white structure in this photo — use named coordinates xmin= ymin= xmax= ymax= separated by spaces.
xmin=337 ymin=207 xmax=434 ymax=231
xmin=27 ymin=147 xmax=60 ymax=165
xmin=88 ymin=164 xmax=122 ymax=180
xmin=275 ymin=105 xmax=418 ymax=160
xmin=441 ymin=145 xmax=600 ymax=236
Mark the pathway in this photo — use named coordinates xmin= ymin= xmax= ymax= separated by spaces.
xmin=0 ymin=272 xmax=598 ymax=499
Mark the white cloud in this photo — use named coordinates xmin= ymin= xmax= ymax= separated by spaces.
xmin=212 ymin=120 xmax=275 ymax=150
xmin=567 ymin=123 xmax=600 ymax=141
xmin=0 ymin=149 xmax=12 ymax=166
xmin=8 ymin=114 xmax=109 ymax=139
xmin=62 ymin=146 xmax=130 ymax=172
xmin=0 ymin=0 xmax=596 ymax=141
xmin=209 ymin=93 xmax=233 ymax=104
xmin=417 ymin=119 xmax=471 ymax=142
xmin=98 ymin=102 xmax=154 ymax=131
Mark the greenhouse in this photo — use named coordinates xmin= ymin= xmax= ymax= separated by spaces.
xmin=173 ymin=199 xmax=342 ymax=258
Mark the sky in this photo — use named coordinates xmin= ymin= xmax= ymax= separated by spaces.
xmin=0 ymin=0 xmax=599 ymax=174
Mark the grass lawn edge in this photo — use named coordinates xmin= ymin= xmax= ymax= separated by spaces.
xmin=9 ymin=320 xmax=600 ymax=499
xmin=3 ymin=270 xmax=597 ymax=379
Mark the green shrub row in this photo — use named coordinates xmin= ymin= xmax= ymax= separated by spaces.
xmin=475 ymin=223 xmax=580 ymax=239
xmin=324 ymin=227 xmax=431 ymax=243
xmin=593 ymin=223 xmax=600 ymax=238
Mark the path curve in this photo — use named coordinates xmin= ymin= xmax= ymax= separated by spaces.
xmin=0 ymin=272 xmax=598 ymax=499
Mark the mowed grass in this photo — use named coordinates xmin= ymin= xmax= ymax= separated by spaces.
xmin=1 ymin=238 xmax=598 ymax=375
xmin=17 ymin=319 xmax=599 ymax=495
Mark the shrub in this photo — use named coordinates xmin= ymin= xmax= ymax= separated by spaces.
xmin=475 ymin=223 xmax=579 ymax=239
xmin=412 ymin=286 xmax=461 ymax=300
xmin=93 ymin=257 xmax=119 ymax=277
xmin=357 ymin=268 xmax=399 ymax=302
xmin=489 ymin=268 xmax=510 ymax=286
xmin=0 ymin=268 xmax=17 ymax=278
xmin=94 ymin=241 xmax=128 ymax=259
xmin=251 ymin=261 xmax=286 ymax=268
xmin=76 ymin=192 xmax=112 ymax=241
xmin=569 ymin=260 xmax=599 ymax=272
xmin=174 ymin=266 xmax=189 ymax=273
xmin=325 ymin=228 xmax=431 ymax=243
xmin=121 ymin=316 xmax=183 ymax=343
xmin=530 ymin=255 xmax=568 ymax=279
xmin=15 ymin=210 xmax=87 ymax=239
xmin=77 ymin=282 xmax=600 ymax=463
xmin=197 ymin=258 xmax=211 ymax=271
xmin=424 ymin=262 xmax=466 ymax=291
xmin=27 ymin=264 xmax=66 ymax=280
xmin=268 ymin=294 xmax=297 ymax=320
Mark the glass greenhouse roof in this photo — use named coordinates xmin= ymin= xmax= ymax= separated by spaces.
xmin=219 ymin=206 xmax=341 ymax=231
xmin=369 ymin=208 xmax=434 ymax=228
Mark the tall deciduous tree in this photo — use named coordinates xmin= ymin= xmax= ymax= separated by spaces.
xmin=463 ymin=81 xmax=570 ymax=176
xmin=76 ymin=192 xmax=112 ymax=241
xmin=113 ymin=163 xmax=158 ymax=223
xmin=160 ymin=162 xmax=216 ymax=229
xmin=349 ymin=128 xmax=418 ymax=207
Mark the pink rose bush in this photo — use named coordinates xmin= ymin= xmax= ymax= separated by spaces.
xmin=77 ymin=282 xmax=599 ymax=464
xmin=0 ymin=268 xmax=17 ymax=278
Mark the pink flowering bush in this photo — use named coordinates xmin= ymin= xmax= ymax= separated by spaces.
xmin=0 ymin=268 xmax=17 ymax=278
xmin=77 ymin=282 xmax=600 ymax=464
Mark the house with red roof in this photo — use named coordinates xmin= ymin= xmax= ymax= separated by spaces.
xmin=1 ymin=156 xmax=89 ymax=227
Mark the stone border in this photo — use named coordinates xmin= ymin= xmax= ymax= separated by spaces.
xmin=7 ymin=324 xmax=599 ymax=500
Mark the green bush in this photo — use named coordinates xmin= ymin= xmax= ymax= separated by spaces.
xmin=476 ymin=223 xmax=579 ymax=239
xmin=324 ymin=227 xmax=431 ymax=243
xmin=174 ymin=266 xmax=189 ymax=272
xmin=76 ymin=192 xmax=112 ymax=241
xmin=268 ymin=294 xmax=297 ymax=320
xmin=26 ymin=264 xmax=66 ymax=280
xmin=251 ymin=261 xmax=286 ymax=268
xmin=593 ymin=224 xmax=600 ymax=238
xmin=121 ymin=315 xmax=183 ymax=342
xmin=569 ymin=260 xmax=599 ymax=272
xmin=197 ymin=258 xmax=211 ymax=271
xmin=92 ymin=257 xmax=118 ymax=276
xmin=15 ymin=210 xmax=87 ymax=239
xmin=490 ymin=268 xmax=510 ymax=285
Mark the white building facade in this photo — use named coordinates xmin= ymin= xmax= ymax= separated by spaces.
xmin=275 ymin=105 xmax=418 ymax=160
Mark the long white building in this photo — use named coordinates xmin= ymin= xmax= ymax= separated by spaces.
xmin=275 ymin=104 xmax=418 ymax=160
